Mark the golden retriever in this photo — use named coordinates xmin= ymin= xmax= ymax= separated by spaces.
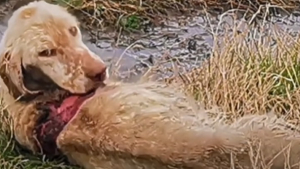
xmin=2 ymin=1 xmax=300 ymax=169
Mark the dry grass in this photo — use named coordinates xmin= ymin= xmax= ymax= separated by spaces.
xmin=43 ymin=0 xmax=300 ymax=30
xmin=166 ymin=20 xmax=300 ymax=125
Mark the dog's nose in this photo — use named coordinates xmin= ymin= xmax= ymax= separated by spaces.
xmin=87 ymin=66 xmax=107 ymax=82
xmin=94 ymin=67 xmax=107 ymax=81
xmin=76 ymin=48 xmax=108 ymax=82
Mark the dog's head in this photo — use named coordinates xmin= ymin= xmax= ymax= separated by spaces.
xmin=0 ymin=1 xmax=108 ymax=100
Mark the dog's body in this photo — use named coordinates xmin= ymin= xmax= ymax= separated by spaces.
xmin=1 ymin=1 xmax=300 ymax=169
xmin=53 ymin=81 xmax=300 ymax=169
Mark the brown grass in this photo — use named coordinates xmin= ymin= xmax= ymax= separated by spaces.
xmin=44 ymin=0 xmax=300 ymax=30
xmin=165 ymin=21 xmax=300 ymax=125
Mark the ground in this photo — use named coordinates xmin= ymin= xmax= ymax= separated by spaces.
xmin=1 ymin=0 xmax=300 ymax=168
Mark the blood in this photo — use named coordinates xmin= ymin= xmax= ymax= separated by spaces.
xmin=35 ymin=93 xmax=93 ymax=156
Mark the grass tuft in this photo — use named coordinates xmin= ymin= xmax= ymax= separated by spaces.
xmin=166 ymin=23 xmax=300 ymax=125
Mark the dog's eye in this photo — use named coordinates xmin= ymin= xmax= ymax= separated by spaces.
xmin=69 ymin=26 xmax=77 ymax=37
xmin=38 ymin=49 xmax=57 ymax=57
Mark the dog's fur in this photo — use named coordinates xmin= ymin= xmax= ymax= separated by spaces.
xmin=2 ymin=1 xmax=300 ymax=169
xmin=58 ymin=81 xmax=300 ymax=169
xmin=0 ymin=1 xmax=107 ymax=153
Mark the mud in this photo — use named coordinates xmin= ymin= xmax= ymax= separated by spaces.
xmin=80 ymin=13 xmax=300 ymax=82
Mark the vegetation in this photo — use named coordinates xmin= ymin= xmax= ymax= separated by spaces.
xmin=45 ymin=0 xmax=300 ymax=30
xmin=166 ymin=24 xmax=300 ymax=125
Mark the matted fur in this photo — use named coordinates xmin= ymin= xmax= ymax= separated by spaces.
xmin=55 ymin=81 xmax=300 ymax=169
xmin=0 ymin=1 xmax=107 ymax=153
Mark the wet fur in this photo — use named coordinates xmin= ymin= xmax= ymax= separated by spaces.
xmin=57 ymin=81 xmax=300 ymax=169
xmin=1 ymin=1 xmax=300 ymax=169
xmin=0 ymin=1 xmax=107 ymax=153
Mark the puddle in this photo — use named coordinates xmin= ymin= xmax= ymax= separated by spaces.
xmin=81 ymin=15 xmax=217 ymax=81
xmin=81 ymin=13 xmax=300 ymax=81
xmin=1 ymin=8 xmax=300 ymax=81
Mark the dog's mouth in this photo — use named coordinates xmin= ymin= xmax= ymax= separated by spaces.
xmin=34 ymin=88 xmax=97 ymax=156
xmin=19 ymin=63 xmax=107 ymax=156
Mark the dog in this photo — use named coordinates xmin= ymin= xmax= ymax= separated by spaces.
xmin=2 ymin=1 xmax=300 ymax=169
xmin=0 ymin=0 xmax=107 ymax=154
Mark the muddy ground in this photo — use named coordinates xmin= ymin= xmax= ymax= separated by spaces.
xmin=1 ymin=1 xmax=300 ymax=82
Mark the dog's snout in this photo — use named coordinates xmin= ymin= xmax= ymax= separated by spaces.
xmin=74 ymin=48 xmax=108 ymax=82
xmin=93 ymin=66 xmax=107 ymax=81
xmin=86 ymin=65 xmax=107 ymax=82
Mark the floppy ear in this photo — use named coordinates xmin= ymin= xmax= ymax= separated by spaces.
xmin=0 ymin=50 xmax=39 ymax=100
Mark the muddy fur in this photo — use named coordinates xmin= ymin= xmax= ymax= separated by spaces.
xmin=55 ymin=81 xmax=300 ymax=169
xmin=0 ymin=0 xmax=108 ymax=154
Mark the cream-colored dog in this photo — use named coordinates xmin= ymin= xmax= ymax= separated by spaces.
xmin=0 ymin=0 xmax=107 ymax=153
xmin=2 ymin=1 xmax=300 ymax=169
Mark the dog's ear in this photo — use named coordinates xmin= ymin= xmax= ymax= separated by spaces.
xmin=0 ymin=50 xmax=39 ymax=99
